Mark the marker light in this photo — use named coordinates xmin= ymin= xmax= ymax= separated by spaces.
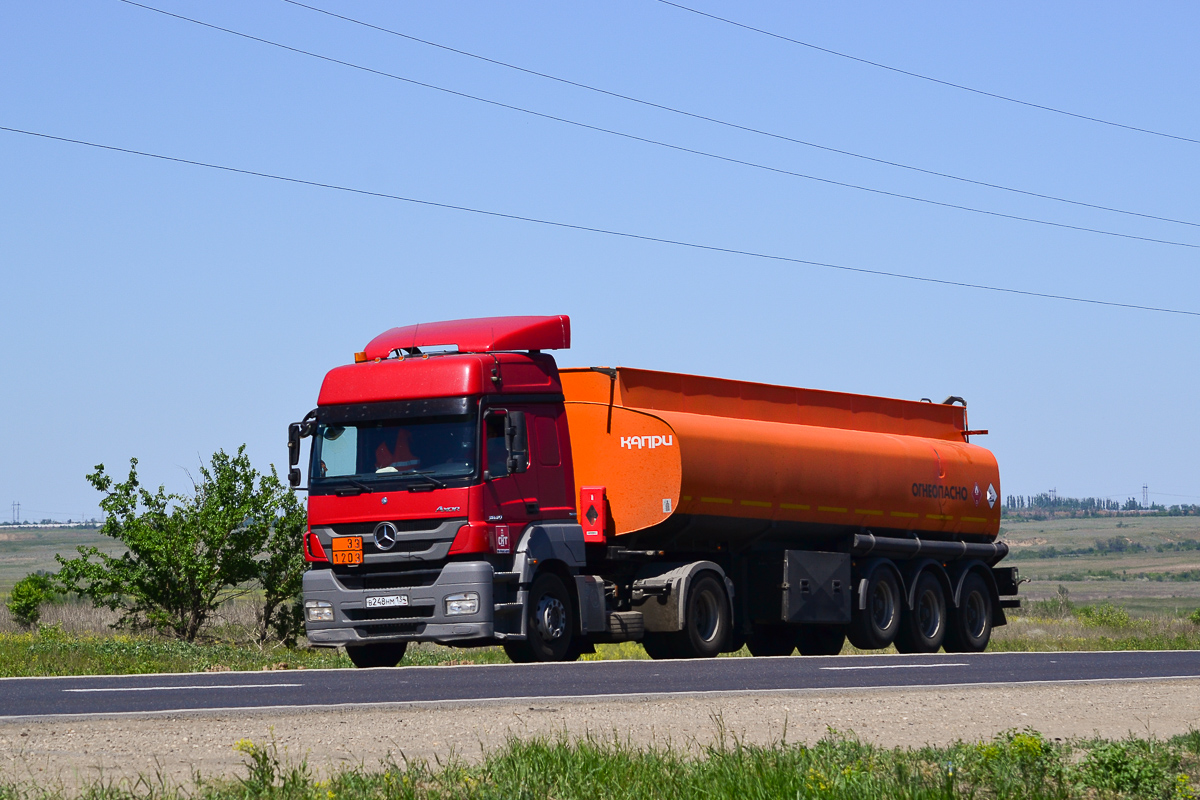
xmin=304 ymin=600 xmax=333 ymax=622
xmin=444 ymin=592 xmax=479 ymax=616
xmin=354 ymin=351 xmax=367 ymax=363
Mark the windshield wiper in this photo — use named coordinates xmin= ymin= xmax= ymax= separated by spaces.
xmin=333 ymin=477 xmax=375 ymax=496
xmin=393 ymin=469 xmax=447 ymax=489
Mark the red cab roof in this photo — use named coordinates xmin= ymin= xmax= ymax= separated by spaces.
xmin=363 ymin=315 xmax=570 ymax=360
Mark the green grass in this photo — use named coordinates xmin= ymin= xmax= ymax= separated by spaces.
xmin=4 ymin=728 xmax=1199 ymax=800
xmin=0 ymin=527 xmax=121 ymax=593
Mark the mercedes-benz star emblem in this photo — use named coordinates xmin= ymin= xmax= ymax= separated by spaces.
xmin=373 ymin=521 xmax=398 ymax=551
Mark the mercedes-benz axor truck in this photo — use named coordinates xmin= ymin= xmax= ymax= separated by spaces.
xmin=289 ymin=315 xmax=1018 ymax=667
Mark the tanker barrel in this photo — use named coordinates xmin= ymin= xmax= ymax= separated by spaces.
xmin=852 ymin=533 xmax=1009 ymax=565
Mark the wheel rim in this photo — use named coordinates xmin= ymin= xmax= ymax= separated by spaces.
xmin=693 ymin=589 xmax=720 ymax=642
xmin=535 ymin=595 xmax=567 ymax=641
xmin=871 ymin=580 xmax=896 ymax=632
xmin=964 ymin=591 xmax=987 ymax=639
xmin=916 ymin=589 xmax=942 ymax=640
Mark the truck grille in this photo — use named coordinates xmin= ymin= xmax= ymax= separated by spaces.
xmin=334 ymin=568 xmax=443 ymax=590
xmin=355 ymin=623 xmax=424 ymax=637
xmin=344 ymin=605 xmax=435 ymax=621
xmin=332 ymin=519 xmax=448 ymax=535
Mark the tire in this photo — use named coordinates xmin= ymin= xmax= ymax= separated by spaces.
xmin=944 ymin=572 xmax=993 ymax=653
xmin=797 ymin=625 xmax=847 ymax=656
xmin=345 ymin=641 xmax=408 ymax=668
xmin=670 ymin=573 xmax=731 ymax=658
xmin=503 ymin=572 xmax=575 ymax=663
xmin=895 ymin=572 xmax=947 ymax=654
xmin=848 ymin=566 xmax=901 ymax=650
xmin=641 ymin=632 xmax=677 ymax=660
xmin=746 ymin=624 xmax=798 ymax=657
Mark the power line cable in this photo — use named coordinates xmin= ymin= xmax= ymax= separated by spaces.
xmin=112 ymin=0 xmax=1200 ymax=251
xmin=657 ymin=0 xmax=1200 ymax=147
xmin=3 ymin=123 xmax=1197 ymax=318
xmin=282 ymin=0 xmax=1200 ymax=231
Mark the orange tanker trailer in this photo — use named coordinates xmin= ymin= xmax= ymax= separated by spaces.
xmin=296 ymin=315 xmax=1018 ymax=666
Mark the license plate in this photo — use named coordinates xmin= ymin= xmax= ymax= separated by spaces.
xmin=366 ymin=595 xmax=409 ymax=608
xmin=331 ymin=536 xmax=362 ymax=565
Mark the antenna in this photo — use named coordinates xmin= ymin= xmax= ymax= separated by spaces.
xmin=1143 ymin=484 xmax=1149 ymax=508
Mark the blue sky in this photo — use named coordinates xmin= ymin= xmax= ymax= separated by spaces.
xmin=2 ymin=1 xmax=1197 ymax=521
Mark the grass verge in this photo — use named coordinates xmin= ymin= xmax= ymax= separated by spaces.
xmin=4 ymin=728 xmax=1199 ymax=799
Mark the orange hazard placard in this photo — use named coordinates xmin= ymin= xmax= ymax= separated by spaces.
xmin=331 ymin=536 xmax=363 ymax=565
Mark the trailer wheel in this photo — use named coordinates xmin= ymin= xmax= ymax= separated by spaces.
xmin=848 ymin=567 xmax=901 ymax=650
xmin=797 ymin=625 xmax=847 ymax=656
xmin=895 ymin=572 xmax=946 ymax=654
xmin=746 ymin=625 xmax=798 ymax=657
xmin=671 ymin=573 xmax=730 ymax=658
xmin=345 ymin=641 xmax=408 ymax=668
xmin=944 ymin=572 xmax=993 ymax=652
xmin=504 ymin=572 xmax=575 ymax=663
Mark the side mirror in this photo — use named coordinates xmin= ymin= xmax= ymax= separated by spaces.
xmin=288 ymin=467 xmax=302 ymax=488
xmin=506 ymin=411 xmax=528 ymax=474
xmin=288 ymin=423 xmax=302 ymax=467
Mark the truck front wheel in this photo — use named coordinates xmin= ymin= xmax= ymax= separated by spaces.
xmin=944 ymin=572 xmax=993 ymax=653
xmin=504 ymin=572 xmax=576 ymax=663
xmin=345 ymin=641 xmax=408 ymax=668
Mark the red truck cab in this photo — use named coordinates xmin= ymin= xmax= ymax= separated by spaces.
xmin=294 ymin=316 xmax=581 ymax=666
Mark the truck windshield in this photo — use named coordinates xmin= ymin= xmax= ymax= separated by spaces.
xmin=310 ymin=413 xmax=477 ymax=489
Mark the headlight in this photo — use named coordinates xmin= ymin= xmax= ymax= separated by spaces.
xmin=304 ymin=600 xmax=333 ymax=622
xmin=444 ymin=592 xmax=479 ymax=616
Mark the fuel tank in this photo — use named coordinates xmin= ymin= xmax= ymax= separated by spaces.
xmin=560 ymin=367 xmax=1000 ymax=544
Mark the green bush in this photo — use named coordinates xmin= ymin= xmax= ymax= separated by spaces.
xmin=1189 ymin=608 xmax=1200 ymax=626
xmin=56 ymin=447 xmax=305 ymax=643
xmin=1075 ymin=602 xmax=1133 ymax=629
xmin=5 ymin=572 xmax=56 ymax=628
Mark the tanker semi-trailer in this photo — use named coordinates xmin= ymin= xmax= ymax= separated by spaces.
xmin=289 ymin=315 xmax=1018 ymax=666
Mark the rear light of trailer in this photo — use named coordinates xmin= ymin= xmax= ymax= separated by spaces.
xmin=304 ymin=530 xmax=328 ymax=562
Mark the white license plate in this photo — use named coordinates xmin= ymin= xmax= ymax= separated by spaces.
xmin=366 ymin=595 xmax=409 ymax=608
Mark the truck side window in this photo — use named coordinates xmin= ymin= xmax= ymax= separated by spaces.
xmin=485 ymin=414 xmax=509 ymax=478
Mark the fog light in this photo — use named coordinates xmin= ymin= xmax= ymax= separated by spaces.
xmin=305 ymin=600 xmax=333 ymax=622
xmin=444 ymin=592 xmax=479 ymax=616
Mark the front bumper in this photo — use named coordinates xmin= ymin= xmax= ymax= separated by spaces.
xmin=303 ymin=561 xmax=494 ymax=646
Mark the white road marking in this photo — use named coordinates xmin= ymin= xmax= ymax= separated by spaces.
xmin=63 ymin=683 xmax=302 ymax=693
xmin=820 ymin=663 xmax=968 ymax=671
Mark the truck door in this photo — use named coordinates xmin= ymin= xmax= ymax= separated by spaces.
xmin=481 ymin=407 xmax=539 ymax=528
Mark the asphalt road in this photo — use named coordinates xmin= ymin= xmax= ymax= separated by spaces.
xmin=3 ymin=650 xmax=1198 ymax=720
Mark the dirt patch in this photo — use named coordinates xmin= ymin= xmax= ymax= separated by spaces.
xmin=2 ymin=679 xmax=1197 ymax=789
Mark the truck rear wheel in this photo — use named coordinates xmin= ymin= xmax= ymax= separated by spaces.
xmin=746 ymin=625 xmax=798 ymax=657
xmin=504 ymin=572 xmax=576 ymax=663
xmin=797 ymin=625 xmax=846 ymax=656
xmin=895 ymin=572 xmax=946 ymax=654
xmin=670 ymin=573 xmax=730 ymax=658
xmin=641 ymin=632 xmax=677 ymax=660
xmin=944 ymin=572 xmax=993 ymax=653
xmin=848 ymin=567 xmax=901 ymax=650
xmin=345 ymin=641 xmax=408 ymax=668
